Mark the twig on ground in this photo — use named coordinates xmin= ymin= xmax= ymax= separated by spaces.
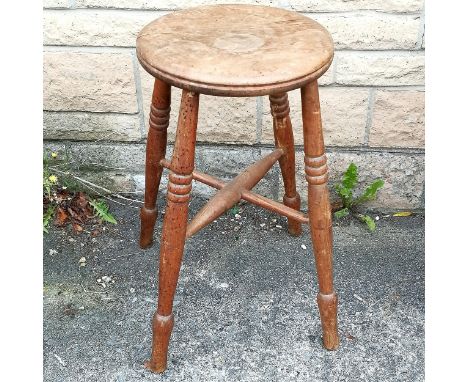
xmin=53 ymin=353 xmax=66 ymax=367
xmin=115 ymin=191 xmax=144 ymax=194
xmin=72 ymin=174 xmax=143 ymax=205
xmin=51 ymin=168 xmax=125 ymax=206
xmin=88 ymin=163 xmax=126 ymax=171
xmin=49 ymin=167 xmax=142 ymax=209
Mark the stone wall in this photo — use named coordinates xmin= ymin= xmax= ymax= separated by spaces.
xmin=43 ymin=0 xmax=425 ymax=210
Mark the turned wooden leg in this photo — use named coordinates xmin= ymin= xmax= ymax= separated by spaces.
xmin=269 ymin=93 xmax=302 ymax=236
xmin=144 ymin=90 xmax=199 ymax=373
xmin=140 ymin=79 xmax=171 ymax=248
xmin=301 ymin=81 xmax=339 ymax=350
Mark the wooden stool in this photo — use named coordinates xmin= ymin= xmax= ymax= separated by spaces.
xmin=136 ymin=4 xmax=339 ymax=373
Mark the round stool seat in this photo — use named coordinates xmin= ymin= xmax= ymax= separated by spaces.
xmin=136 ymin=4 xmax=334 ymax=96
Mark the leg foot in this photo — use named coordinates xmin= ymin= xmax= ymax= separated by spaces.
xmin=317 ymin=292 xmax=339 ymax=349
xmin=283 ymin=192 xmax=301 ymax=236
xmin=140 ymin=207 xmax=157 ymax=248
xmin=144 ymin=313 xmax=175 ymax=373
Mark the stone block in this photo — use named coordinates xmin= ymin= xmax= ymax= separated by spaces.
xmin=43 ymin=112 xmax=142 ymax=142
xmin=369 ymin=90 xmax=425 ymax=148
xmin=43 ymin=51 xmax=138 ymax=113
xmin=43 ymin=10 xmax=165 ymax=47
xmin=288 ymin=0 xmax=423 ymax=13
xmin=313 ymin=13 xmax=420 ymax=50
xmin=336 ymin=52 xmax=425 ymax=86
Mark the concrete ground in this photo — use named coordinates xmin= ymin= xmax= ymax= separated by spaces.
xmin=43 ymin=196 xmax=424 ymax=382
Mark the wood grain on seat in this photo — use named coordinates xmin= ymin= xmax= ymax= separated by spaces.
xmin=136 ymin=4 xmax=334 ymax=96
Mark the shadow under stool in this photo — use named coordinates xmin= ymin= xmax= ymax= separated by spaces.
xmin=136 ymin=4 xmax=339 ymax=373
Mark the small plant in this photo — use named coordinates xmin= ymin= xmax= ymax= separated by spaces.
xmin=89 ymin=199 xmax=117 ymax=224
xmin=43 ymin=150 xmax=118 ymax=234
xmin=43 ymin=150 xmax=59 ymax=232
xmin=228 ymin=204 xmax=240 ymax=216
xmin=334 ymin=163 xmax=384 ymax=231
xmin=43 ymin=204 xmax=56 ymax=233
xmin=43 ymin=151 xmax=58 ymax=198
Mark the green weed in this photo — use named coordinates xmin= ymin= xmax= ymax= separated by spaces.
xmin=334 ymin=163 xmax=384 ymax=231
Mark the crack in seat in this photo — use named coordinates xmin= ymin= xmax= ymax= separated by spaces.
xmin=136 ymin=4 xmax=334 ymax=97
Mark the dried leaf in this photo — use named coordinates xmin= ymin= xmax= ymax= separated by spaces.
xmin=72 ymin=223 xmax=83 ymax=233
xmin=67 ymin=207 xmax=82 ymax=222
xmin=54 ymin=188 xmax=70 ymax=203
xmin=68 ymin=192 xmax=94 ymax=223
xmin=90 ymin=229 xmax=101 ymax=237
xmin=75 ymin=193 xmax=89 ymax=209
xmin=55 ymin=207 xmax=68 ymax=226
